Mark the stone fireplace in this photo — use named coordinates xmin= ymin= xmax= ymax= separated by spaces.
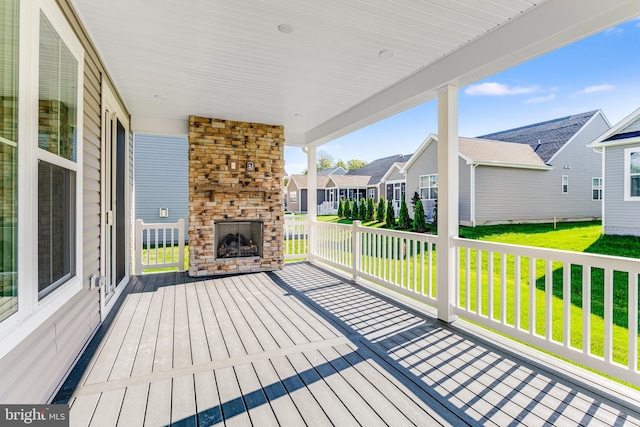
xmin=188 ymin=116 xmax=285 ymax=276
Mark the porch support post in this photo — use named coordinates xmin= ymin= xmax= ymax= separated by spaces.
xmin=436 ymin=85 xmax=459 ymax=323
xmin=307 ymin=146 xmax=317 ymax=261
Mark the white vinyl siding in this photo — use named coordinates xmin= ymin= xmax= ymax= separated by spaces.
xmin=604 ymin=145 xmax=640 ymax=236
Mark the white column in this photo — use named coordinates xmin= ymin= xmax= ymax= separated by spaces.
xmin=307 ymin=146 xmax=317 ymax=261
xmin=436 ymin=85 xmax=459 ymax=323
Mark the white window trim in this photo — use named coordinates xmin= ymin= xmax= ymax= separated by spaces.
xmin=592 ymin=177 xmax=603 ymax=201
xmin=0 ymin=0 xmax=84 ymax=344
xmin=624 ymin=147 xmax=640 ymax=201
xmin=562 ymin=175 xmax=569 ymax=194
xmin=419 ymin=174 xmax=438 ymax=200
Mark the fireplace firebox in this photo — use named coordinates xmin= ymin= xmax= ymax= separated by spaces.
xmin=215 ymin=221 xmax=263 ymax=259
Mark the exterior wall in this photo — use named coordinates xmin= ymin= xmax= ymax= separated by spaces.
xmin=134 ymin=134 xmax=189 ymax=241
xmin=386 ymin=168 xmax=404 ymax=182
xmin=188 ymin=116 xmax=285 ymax=276
xmin=286 ymin=179 xmax=301 ymax=213
xmin=0 ymin=0 xmax=130 ymax=403
xmin=603 ymin=145 xmax=640 ymax=236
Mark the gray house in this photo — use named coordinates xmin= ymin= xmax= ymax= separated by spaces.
xmin=590 ymin=107 xmax=640 ymax=236
xmin=134 ymin=134 xmax=189 ymax=241
xmin=346 ymin=153 xmax=412 ymax=204
xmin=403 ymin=110 xmax=610 ymax=225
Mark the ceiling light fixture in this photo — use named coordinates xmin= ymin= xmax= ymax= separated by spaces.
xmin=378 ymin=49 xmax=394 ymax=59
xmin=294 ymin=113 xmax=303 ymax=118
xmin=278 ymin=24 xmax=295 ymax=34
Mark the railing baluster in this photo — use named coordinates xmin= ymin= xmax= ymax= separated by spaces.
xmin=604 ymin=268 xmax=613 ymax=363
xmin=465 ymin=248 xmax=471 ymax=311
xmin=420 ymin=240 xmax=425 ymax=296
xmin=428 ymin=242 xmax=433 ymax=298
xmin=530 ymin=257 xmax=536 ymax=335
xmin=501 ymin=252 xmax=507 ymax=324
xmin=488 ymin=251 xmax=494 ymax=321
xmin=582 ymin=265 xmax=591 ymax=356
xmin=455 ymin=246 xmax=460 ymax=307
xmin=629 ymin=272 xmax=638 ymax=372
xmin=545 ymin=260 xmax=553 ymax=342
xmin=514 ymin=255 xmax=520 ymax=330
xmin=413 ymin=239 xmax=418 ymax=293
xmin=476 ymin=249 xmax=482 ymax=316
xmin=563 ymin=262 xmax=571 ymax=348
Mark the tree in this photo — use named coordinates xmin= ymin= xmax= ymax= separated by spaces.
xmin=347 ymin=159 xmax=368 ymax=172
xmin=376 ymin=197 xmax=386 ymax=222
xmin=343 ymin=199 xmax=352 ymax=219
xmin=398 ymin=197 xmax=411 ymax=229
xmin=351 ymin=198 xmax=359 ymax=220
xmin=317 ymin=150 xmax=334 ymax=171
xmin=412 ymin=197 xmax=427 ymax=232
xmin=410 ymin=191 xmax=421 ymax=211
xmin=337 ymin=198 xmax=344 ymax=218
xmin=366 ymin=197 xmax=375 ymax=221
xmin=385 ymin=199 xmax=396 ymax=228
xmin=432 ymin=199 xmax=438 ymax=228
xmin=359 ymin=198 xmax=367 ymax=221
xmin=335 ymin=159 xmax=347 ymax=170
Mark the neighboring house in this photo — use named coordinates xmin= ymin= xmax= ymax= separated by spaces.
xmin=318 ymin=166 xmax=347 ymax=176
xmin=403 ymin=111 xmax=610 ymax=225
xmin=285 ymin=174 xmax=330 ymax=213
xmin=589 ymin=107 xmax=640 ymax=236
xmin=346 ymin=153 xmax=412 ymax=204
xmin=134 ymin=134 xmax=189 ymax=242
xmin=327 ymin=174 xmax=372 ymax=203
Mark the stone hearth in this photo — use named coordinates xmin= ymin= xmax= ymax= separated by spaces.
xmin=188 ymin=116 xmax=285 ymax=276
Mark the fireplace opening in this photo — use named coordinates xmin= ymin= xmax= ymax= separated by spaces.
xmin=215 ymin=221 xmax=263 ymax=259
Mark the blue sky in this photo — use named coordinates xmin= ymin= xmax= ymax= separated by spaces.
xmin=285 ymin=16 xmax=640 ymax=175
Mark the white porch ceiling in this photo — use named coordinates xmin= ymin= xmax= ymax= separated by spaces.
xmin=71 ymin=0 xmax=639 ymax=146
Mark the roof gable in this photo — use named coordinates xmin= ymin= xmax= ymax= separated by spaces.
xmin=327 ymin=175 xmax=371 ymax=188
xmin=459 ymin=137 xmax=547 ymax=168
xmin=478 ymin=110 xmax=599 ymax=163
xmin=347 ymin=153 xmax=412 ymax=185
xmin=317 ymin=166 xmax=347 ymax=176
xmin=591 ymin=107 xmax=640 ymax=147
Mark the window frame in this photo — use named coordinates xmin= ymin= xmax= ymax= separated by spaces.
xmin=562 ymin=175 xmax=569 ymax=194
xmin=1 ymin=0 xmax=84 ymax=335
xmin=592 ymin=177 xmax=603 ymax=201
xmin=419 ymin=174 xmax=438 ymax=200
xmin=289 ymin=191 xmax=297 ymax=203
xmin=624 ymin=147 xmax=640 ymax=201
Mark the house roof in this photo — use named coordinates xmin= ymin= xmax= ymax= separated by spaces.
xmin=346 ymin=154 xmax=412 ymax=186
xmin=71 ymin=1 xmax=631 ymax=146
xmin=327 ymin=175 xmax=372 ymax=188
xmin=477 ymin=110 xmax=600 ymax=164
xmin=402 ymin=133 xmax=550 ymax=172
xmin=317 ymin=166 xmax=347 ymax=176
xmin=288 ymin=174 xmax=330 ymax=189
xmin=459 ymin=137 xmax=548 ymax=168
xmin=590 ymin=107 xmax=640 ymax=148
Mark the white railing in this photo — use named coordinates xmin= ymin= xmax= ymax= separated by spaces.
xmin=284 ymin=215 xmax=309 ymax=260
xmin=312 ymin=221 xmax=438 ymax=307
xmin=452 ymin=237 xmax=640 ymax=385
xmin=135 ymin=219 xmax=185 ymax=274
xmin=317 ymin=200 xmax=338 ymax=215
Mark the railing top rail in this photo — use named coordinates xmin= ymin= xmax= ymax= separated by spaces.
xmin=136 ymin=218 xmax=185 ymax=228
xmin=453 ymin=236 xmax=640 ymax=273
xmin=311 ymin=220 xmax=437 ymax=243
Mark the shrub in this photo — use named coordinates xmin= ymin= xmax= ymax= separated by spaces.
xmin=366 ymin=197 xmax=375 ymax=221
xmin=410 ymin=192 xmax=421 ymax=211
xmin=413 ymin=197 xmax=427 ymax=232
xmin=337 ymin=198 xmax=344 ymax=218
xmin=351 ymin=198 xmax=359 ymax=220
xmin=398 ymin=197 xmax=411 ymax=229
xmin=376 ymin=197 xmax=386 ymax=222
xmin=385 ymin=199 xmax=396 ymax=228
xmin=344 ymin=199 xmax=351 ymax=219
xmin=359 ymin=199 xmax=367 ymax=221
xmin=432 ymin=199 xmax=438 ymax=228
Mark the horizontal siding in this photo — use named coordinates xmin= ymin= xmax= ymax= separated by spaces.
xmin=604 ymin=145 xmax=640 ymax=235
xmin=0 ymin=0 xmax=131 ymax=403
xmin=134 ymin=134 xmax=189 ymax=240
xmin=459 ymin=158 xmax=471 ymax=222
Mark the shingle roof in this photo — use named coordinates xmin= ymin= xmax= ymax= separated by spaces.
xmin=478 ymin=110 xmax=598 ymax=164
xmin=289 ymin=174 xmax=330 ymax=189
xmin=459 ymin=137 xmax=547 ymax=168
xmin=317 ymin=166 xmax=347 ymax=176
xmin=327 ymin=175 xmax=371 ymax=188
xmin=346 ymin=153 xmax=412 ymax=185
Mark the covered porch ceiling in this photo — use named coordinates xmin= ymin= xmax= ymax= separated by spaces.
xmin=72 ymin=0 xmax=639 ymax=146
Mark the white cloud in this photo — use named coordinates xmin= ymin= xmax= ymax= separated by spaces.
xmin=577 ymin=84 xmax=615 ymax=94
xmin=525 ymin=93 xmax=556 ymax=104
xmin=465 ymin=82 xmax=538 ymax=96
xmin=605 ymin=27 xmax=623 ymax=35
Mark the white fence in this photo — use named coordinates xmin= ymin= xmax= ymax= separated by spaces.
xmin=298 ymin=219 xmax=640 ymax=386
xmin=317 ymin=200 xmax=339 ymax=215
xmin=284 ymin=215 xmax=309 ymax=260
xmin=135 ymin=219 xmax=185 ymax=274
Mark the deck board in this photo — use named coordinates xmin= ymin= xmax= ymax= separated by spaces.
xmin=56 ymin=263 xmax=640 ymax=426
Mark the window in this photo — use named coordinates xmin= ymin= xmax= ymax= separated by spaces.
xmin=289 ymin=191 xmax=296 ymax=202
xmin=368 ymin=188 xmax=375 ymax=199
xmin=0 ymin=0 xmax=19 ymax=322
xmin=562 ymin=175 xmax=569 ymax=194
xmin=592 ymin=177 xmax=602 ymax=200
xmin=419 ymin=174 xmax=438 ymax=200
xmin=625 ymin=148 xmax=640 ymax=201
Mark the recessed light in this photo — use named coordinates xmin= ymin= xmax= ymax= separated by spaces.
xmin=154 ymin=94 xmax=166 ymax=100
xmin=278 ymin=24 xmax=295 ymax=34
xmin=294 ymin=113 xmax=303 ymax=118
xmin=378 ymin=49 xmax=394 ymax=59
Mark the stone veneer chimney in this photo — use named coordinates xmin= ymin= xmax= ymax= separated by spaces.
xmin=188 ymin=116 xmax=285 ymax=276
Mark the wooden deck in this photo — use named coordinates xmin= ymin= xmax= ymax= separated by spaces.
xmin=55 ymin=262 xmax=640 ymax=426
